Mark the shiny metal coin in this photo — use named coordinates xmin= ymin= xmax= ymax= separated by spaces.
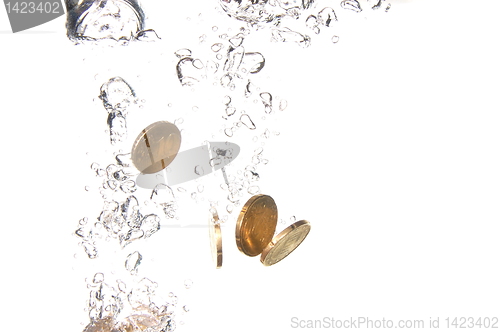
xmin=209 ymin=209 xmax=223 ymax=268
xmin=236 ymin=194 xmax=278 ymax=257
xmin=131 ymin=121 xmax=181 ymax=174
xmin=260 ymin=220 xmax=311 ymax=266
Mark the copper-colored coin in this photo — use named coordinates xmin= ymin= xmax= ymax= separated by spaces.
xmin=260 ymin=220 xmax=311 ymax=266
xmin=209 ymin=209 xmax=222 ymax=268
xmin=131 ymin=121 xmax=181 ymax=174
xmin=236 ymin=194 xmax=278 ymax=257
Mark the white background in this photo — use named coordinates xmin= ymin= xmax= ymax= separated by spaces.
xmin=1 ymin=0 xmax=499 ymax=331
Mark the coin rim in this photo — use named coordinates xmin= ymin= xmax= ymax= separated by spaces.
xmin=209 ymin=213 xmax=223 ymax=269
xmin=235 ymin=194 xmax=278 ymax=257
xmin=260 ymin=219 xmax=311 ymax=266
xmin=130 ymin=121 xmax=182 ymax=174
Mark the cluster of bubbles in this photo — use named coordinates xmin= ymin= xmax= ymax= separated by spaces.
xmin=82 ymin=273 xmax=178 ymax=332
xmin=65 ymin=0 xmax=160 ymax=44
xmin=218 ymin=0 xmax=392 ymax=46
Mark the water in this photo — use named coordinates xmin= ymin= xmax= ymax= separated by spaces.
xmin=73 ymin=1 xmax=397 ymax=329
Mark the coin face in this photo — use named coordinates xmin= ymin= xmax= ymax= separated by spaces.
xmin=131 ymin=121 xmax=181 ymax=174
xmin=260 ymin=220 xmax=311 ymax=266
xmin=209 ymin=209 xmax=223 ymax=268
xmin=236 ymin=194 xmax=278 ymax=257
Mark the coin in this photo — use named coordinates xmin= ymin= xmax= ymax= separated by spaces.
xmin=236 ymin=194 xmax=278 ymax=257
xmin=131 ymin=121 xmax=181 ymax=174
xmin=209 ymin=209 xmax=222 ymax=268
xmin=260 ymin=220 xmax=311 ymax=266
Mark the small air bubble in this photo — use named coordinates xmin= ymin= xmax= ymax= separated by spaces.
xmin=192 ymin=106 xmax=199 ymax=112
xmin=240 ymin=114 xmax=256 ymax=130
xmin=84 ymin=186 xmax=90 ymax=191
xmin=331 ymin=35 xmax=340 ymax=44
xmin=211 ymin=43 xmax=223 ymax=52
xmin=212 ymin=26 xmax=218 ymax=31
xmin=194 ymin=165 xmax=205 ymax=176
xmin=93 ymin=273 xmax=104 ymax=284
xmin=184 ymin=279 xmax=193 ymax=289
xmin=224 ymin=128 xmax=233 ymax=137
xmin=279 ymin=99 xmax=288 ymax=111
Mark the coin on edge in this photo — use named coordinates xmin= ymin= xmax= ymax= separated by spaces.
xmin=209 ymin=209 xmax=223 ymax=268
xmin=236 ymin=194 xmax=278 ymax=257
xmin=260 ymin=220 xmax=311 ymax=266
xmin=131 ymin=121 xmax=181 ymax=174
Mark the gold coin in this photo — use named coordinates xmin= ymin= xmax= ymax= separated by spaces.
xmin=131 ymin=121 xmax=181 ymax=174
xmin=260 ymin=220 xmax=311 ymax=266
xmin=236 ymin=194 xmax=278 ymax=257
xmin=209 ymin=209 xmax=222 ymax=268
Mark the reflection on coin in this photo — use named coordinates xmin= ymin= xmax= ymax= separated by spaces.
xmin=209 ymin=209 xmax=222 ymax=268
xmin=236 ymin=194 xmax=278 ymax=257
xmin=131 ymin=121 xmax=181 ymax=174
xmin=260 ymin=220 xmax=311 ymax=266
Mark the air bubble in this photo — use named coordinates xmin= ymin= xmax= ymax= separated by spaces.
xmin=125 ymin=251 xmax=142 ymax=275
xmin=184 ymin=279 xmax=193 ymax=289
xmin=240 ymin=114 xmax=256 ymax=130
xmin=279 ymin=99 xmax=288 ymax=111
xmin=93 ymin=272 xmax=104 ymax=284
xmin=226 ymin=106 xmax=236 ymax=116
xmin=194 ymin=165 xmax=205 ymax=176
xmin=248 ymin=186 xmax=260 ymax=195
xmin=175 ymin=48 xmax=192 ymax=58
xmin=211 ymin=43 xmax=224 ymax=52
xmin=318 ymin=7 xmax=337 ymax=27
xmin=224 ymin=128 xmax=234 ymax=137
xmin=341 ymin=0 xmax=362 ymax=12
